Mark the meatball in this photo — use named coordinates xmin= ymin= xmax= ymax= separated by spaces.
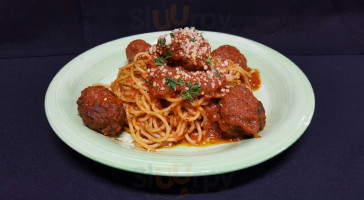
xmin=218 ymin=85 xmax=265 ymax=138
xmin=77 ymin=86 xmax=126 ymax=136
xmin=126 ymin=39 xmax=151 ymax=63
xmin=202 ymin=99 xmax=224 ymax=136
xmin=155 ymin=27 xmax=211 ymax=71
xmin=211 ymin=45 xmax=248 ymax=71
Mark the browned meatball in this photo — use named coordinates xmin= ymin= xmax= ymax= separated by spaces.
xmin=202 ymin=99 xmax=224 ymax=137
xmin=155 ymin=27 xmax=211 ymax=71
xmin=211 ymin=45 xmax=248 ymax=71
xmin=77 ymin=86 xmax=126 ymax=136
xmin=126 ymin=39 xmax=151 ymax=63
xmin=218 ymin=85 xmax=265 ymax=138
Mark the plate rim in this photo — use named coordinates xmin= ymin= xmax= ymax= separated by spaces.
xmin=45 ymin=30 xmax=315 ymax=176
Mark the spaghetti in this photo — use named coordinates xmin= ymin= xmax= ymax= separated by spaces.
xmin=78 ymin=27 xmax=265 ymax=151
xmin=110 ymin=52 xmax=257 ymax=151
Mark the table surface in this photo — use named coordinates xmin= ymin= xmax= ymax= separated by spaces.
xmin=1 ymin=54 xmax=363 ymax=199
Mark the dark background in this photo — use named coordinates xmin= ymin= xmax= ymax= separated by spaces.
xmin=1 ymin=0 xmax=363 ymax=199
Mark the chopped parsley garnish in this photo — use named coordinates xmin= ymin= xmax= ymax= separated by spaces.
xmin=177 ymin=78 xmax=184 ymax=84
xmin=165 ymin=77 xmax=182 ymax=89
xmin=160 ymin=38 xmax=166 ymax=47
xmin=154 ymin=56 xmax=164 ymax=66
xmin=170 ymin=32 xmax=174 ymax=38
xmin=181 ymin=82 xmax=201 ymax=101
xmin=214 ymin=67 xmax=220 ymax=77
xmin=154 ymin=52 xmax=172 ymax=65
xmin=120 ymin=72 xmax=125 ymax=76
xmin=165 ymin=77 xmax=185 ymax=89
xmin=206 ymin=57 xmax=212 ymax=65
xmin=145 ymin=80 xmax=153 ymax=85
xmin=165 ymin=51 xmax=172 ymax=59
xmin=186 ymin=81 xmax=192 ymax=88
xmin=200 ymin=32 xmax=204 ymax=39
xmin=190 ymin=26 xmax=196 ymax=31
xmin=190 ymin=38 xmax=195 ymax=42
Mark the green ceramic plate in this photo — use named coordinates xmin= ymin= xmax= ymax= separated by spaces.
xmin=45 ymin=31 xmax=315 ymax=176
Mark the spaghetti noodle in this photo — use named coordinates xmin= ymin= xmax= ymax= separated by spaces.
xmin=109 ymin=52 xmax=257 ymax=151
xmin=78 ymin=27 xmax=265 ymax=151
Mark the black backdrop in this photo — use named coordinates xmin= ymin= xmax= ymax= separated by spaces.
xmin=1 ymin=0 xmax=363 ymax=58
xmin=1 ymin=1 xmax=364 ymax=199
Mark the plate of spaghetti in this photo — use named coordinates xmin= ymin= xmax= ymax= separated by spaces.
xmin=45 ymin=27 xmax=315 ymax=176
